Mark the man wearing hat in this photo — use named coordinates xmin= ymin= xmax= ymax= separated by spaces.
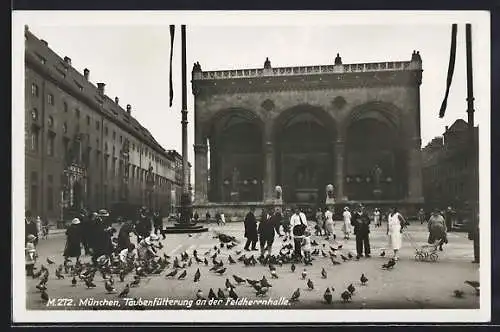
xmin=64 ymin=218 xmax=83 ymax=262
xmin=351 ymin=203 xmax=372 ymax=259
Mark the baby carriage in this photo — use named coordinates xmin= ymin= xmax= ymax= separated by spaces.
xmin=404 ymin=232 xmax=440 ymax=262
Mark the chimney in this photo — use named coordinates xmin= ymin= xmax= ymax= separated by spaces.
xmin=115 ymin=97 xmax=119 ymax=104
xmin=97 ymin=83 xmax=105 ymax=95
xmin=445 ymin=126 xmax=449 ymax=131
xmin=40 ymin=39 xmax=48 ymax=46
xmin=126 ymin=104 xmax=131 ymax=115
xmin=64 ymin=56 xmax=71 ymax=65
xmin=83 ymin=68 xmax=90 ymax=80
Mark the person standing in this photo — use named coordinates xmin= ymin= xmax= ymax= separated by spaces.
xmin=386 ymin=207 xmax=406 ymax=260
xmin=117 ymin=219 xmax=138 ymax=251
xmin=220 ymin=211 xmax=226 ymax=226
xmin=445 ymin=206 xmax=456 ymax=232
xmin=79 ymin=209 xmax=91 ymax=255
xmin=301 ymin=230 xmax=312 ymax=262
xmin=469 ymin=211 xmax=479 ymax=264
xmin=351 ymin=204 xmax=371 ymax=259
xmin=63 ymin=218 xmax=82 ymax=262
xmin=153 ymin=211 xmax=165 ymax=239
xmin=282 ymin=209 xmax=292 ymax=240
xmin=25 ymin=213 xmax=39 ymax=247
xmin=373 ymin=208 xmax=381 ymax=227
xmin=315 ymin=208 xmax=324 ymax=236
xmin=427 ymin=209 xmax=447 ymax=251
xmin=136 ymin=207 xmax=152 ymax=240
xmin=324 ymin=206 xmax=335 ymax=240
xmin=25 ymin=234 xmax=38 ymax=277
xmin=243 ymin=207 xmax=258 ymax=251
xmin=258 ymin=209 xmax=276 ymax=258
xmin=272 ymin=209 xmax=283 ymax=237
xmin=418 ymin=208 xmax=426 ymax=225
xmin=205 ymin=211 xmax=211 ymax=223
xmin=342 ymin=207 xmax=352 ymax=240
xmin=291 ymin=207 xmax=308 ymax=259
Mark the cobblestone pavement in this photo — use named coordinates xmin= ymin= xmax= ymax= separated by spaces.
xmin=26 ymin=220 xmax=480 ymax=310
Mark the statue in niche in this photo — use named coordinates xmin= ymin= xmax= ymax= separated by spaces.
xmin=326 ymin=184 xmax=335 ymax=199
xmin=275 ymin=185 xmax=282 ymax=200
xmin=231 ymin=167 xmax=240 ymax=192
xmin=373 ymin=165 xmax=383 ymax=188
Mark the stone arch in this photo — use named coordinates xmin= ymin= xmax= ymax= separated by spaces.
xmin=205 ymin=107 xmax=264 ymax=202
xmin=272 ymin=104 xmax=337 ymax=205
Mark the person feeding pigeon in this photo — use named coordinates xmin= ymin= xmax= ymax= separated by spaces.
xmin=137 ymin=234 xmax=160 ymax=261
xmin=117 ymin=219 xmax=139 ymax=251
xmin=386 ymin=207 xmax=406 ymax=261
xmin=427 ymin=208 xmax=448 ymax=251
xmin=63 ymin=218 xmax=83 ymax=263
xmin=25 ymin=234 xmax=38 ymax=277
xmin=351 ymin=203 xmax=371 ymax=259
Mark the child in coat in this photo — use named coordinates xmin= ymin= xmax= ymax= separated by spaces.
xmin=25 ymin=234 xmax=37 ymax=276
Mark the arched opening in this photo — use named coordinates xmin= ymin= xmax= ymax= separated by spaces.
xmin=207 ymin=110 xmax=263 ymax=202
xmin=344 ymin=111 xmax=405 ymax=200
xmin=274 ymin=106 xmax=336 ymax=205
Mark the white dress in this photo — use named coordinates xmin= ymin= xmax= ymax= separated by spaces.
xmin=387 ymin=213 xmax=402 ymax=250
xmin=342 ymin=211 xmax=352 ymax=234
xmin=324 ymin=210 xmax=335 ymax=235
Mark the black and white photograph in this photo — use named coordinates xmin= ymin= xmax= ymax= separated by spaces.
xmin=12 ymin=11 xmax=490 ymax=323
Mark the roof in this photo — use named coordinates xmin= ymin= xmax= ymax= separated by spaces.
xmin=25 ymin=27 xmax=175 ymax=159
xmin=446 ymin=119 xmax=468 ymax=133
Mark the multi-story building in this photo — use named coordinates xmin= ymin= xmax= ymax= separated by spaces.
xmin=24 ymin=27 xmax=183 ymax=223
xmin=421 ymin=119 xmax=479 ymax=210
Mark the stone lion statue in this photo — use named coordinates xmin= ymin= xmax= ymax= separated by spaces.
xmin=275 ymin=185 xmax=282 ymax=200
xmin=326 ymin=184 xmax=335 ymax=199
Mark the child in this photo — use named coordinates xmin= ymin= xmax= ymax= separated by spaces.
xmin=119 ymin=243 xmax=137 ymax=269
xmin=25 ymin=234 xmax=37 ymax=276
xmin=302 ymin=230 xmax=312 ymax=263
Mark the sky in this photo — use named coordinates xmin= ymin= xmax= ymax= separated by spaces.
xmin=14 ymin=12 xmax=490 ymax=182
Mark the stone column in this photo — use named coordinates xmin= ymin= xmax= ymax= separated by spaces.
xmin=194 ymin=143 xmax=208 ymax=203
xmin=263 ymin=141 xmax=276 ymax=203
xmin=407 ymin=138 xmax=424 ymax=203
xmin=334 ymin=140 xmax=345 ymax=201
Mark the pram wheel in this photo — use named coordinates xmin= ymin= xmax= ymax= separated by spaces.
xmin=429 ymin=252 xmax=438 ymax=262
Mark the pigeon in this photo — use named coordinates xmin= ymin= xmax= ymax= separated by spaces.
xmin=225 ymin=278 xmax=235 ymax=290
xmin=290 ymin=288 xmax=300 ymax=302
xmin=246 ymin=279 xmax=259 ymax=286
xmin=454 ymin=290 xmax=465 ymax=298
xmin=233 ymin=275 xmax=246 ymax=284
xmin=340 ymin=254 xmax=349 ymax=262
xmin=193 ymin=250 xmax=198 ymax=257
xmin=46 ymin=258 xmax=55 ymax=265
xmin=119 ymin=270 xmax=126 ymax=282
xmin=321 ymin=250 xmax=328 ymax=258
xmin=360 ymin=273 xmax=368 ymax=285
xmin=261 ymin=276 xmax=272 ymax=288
xmin=269 ymin=264 xmax=276 ymax=272
xmin=211 ymin=252 xmax=217 ymax=259
xmin=252 ymin=283 xmax=263 ymax=292
xmin=196 ymin=289 xmax=204 ymax=300
xmin=188 ymin=234 xmax=193 ymax=238
xmin=323 ymin=288 xmax=333 ymax=304
xmin=215 ymin=267 xmax=227 ymax=275
xmin=204 ymin=258 xmax=209 ymax=266
xmin=301 ymin=269 xmax=307 ymax=280
xmin=85 ymin=279 xmax=97 ymax=289
xmin=271 ymin=270 xmax=278 ymax=279
xmin=382 ymin=258 xmax=396 ymax=269
xmin=331 ymin=257 xmax=341 ymax=265
xmin=208 ymin=288 xmax=217 ymax=300
xmin=347 ymin=252 xmax=353 ymax=259
xmin=188 ymin=258 xmax=193 ymax=267
xmin=213 ymin=245 xmax=218 ymax=251
xmin=337 ymin=245 xmax=343 ymax=249
xmin=291 ymin=263 xmax=296 ymax=272
xmin=71 ymin=276 xmax=77 ymax=287
xmin=228 ymin=255 xmax=236 ymax=264
xmin=130 ymin=277 xmax=140 ymax=287
xmin=312 ymin=240 xmax=319 ymax=246
xmin=321 ymin=268 xmax=327 ymax=279
xmin=229 ymin=287 xmax=238 ymax=300
xmin=347 ymin=283 xmax=355 ymax=294
xmin=40 ymin=290 xmax=49 ymax=303
xmin=118 ymin=284 xmax=130 ymax=298
xmin=195 ymin=256 xmax=204 ymax=264
xmin=105 ymin=280 xmax=116 ymax=293
xmin=220 ymin=243 xmax=225 ymax=248
xmin=178 ymin=270 xmax=187 ymax=280
xmin=194 ymin=268 xmax=201 ymax=282
xmin=235 ymin=250 xmax=242 ymax=256
xmin=36 ymin=282 xmax=47 ymax=292
xmin=380 ymin=250 xmax=386 ymax=257
xmin=165 ymin=269 xmax=178 ymax=278
xmin=256 ymin=287 xmax=269 ymax=297
xmin=217 ymin=288 xmax=226 ymax=299
xmin=307 ymin=279 xmax=314 ymax=290
xmin=330 ymin=246 xmax=338 ymax=252
xmin=341 ymin=290 xmax=352 ymax=302
xmin=55 ymin=269 xmax=65 ymax=280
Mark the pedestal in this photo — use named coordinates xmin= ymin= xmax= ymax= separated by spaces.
xmin=165 ymin=192 xmax=208 ymax=234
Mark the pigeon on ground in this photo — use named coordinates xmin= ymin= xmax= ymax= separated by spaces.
xmin=341 ymin=290 xmax=352 ymax=302
xmin=229 ymin=288 xmax=238 ymax=300
xmin=71 ymin=276 xmax=77 ymax=287
xmin=382 ymin=258 xmax=396 ymax=270
xmin=307 ymin=279 xmax=314 ymax=290
xmin=290 ymin=288 xmax=300 ymax=302
xmin=165 ymin=269 xmax=178 ymax=278
xmin=247 ymin=279 xmax=259 ymax=286
xmin=40 ymin=290 xmax=49 ymax=303
xmin=118 ymin=284 xmax=130 ymax=298
xmin=36 ymin=282 xmax=47 ymax=292
xmin=360 ymin=273 xmax=368 ymax=285
xmin=380 ymin=250 xmax=386 ymax=257
xmin=256 ymin=287 xmax=269 ymax=297
xmin=215 ymin=267 xmax=227 ymax=275
xmin=454 ymin=290 xmax=465 ymax=298
xmin=217 ymin=288 xmax=226 ymax=299
xmin=208 ymin=288 xmax=217 ymax=300
xmin=55 ymin=269 xmax=65 ymax=280
xmin=196 ymin=289 xmax=204 ymax=300
xmin=85 ymin=279 xmax=97 ymax=289
xmin=105 ymin=280 xmax=116 ymax=293
xmin=321 ymin=268 xmax=327 ymax=279
xmin=46 ymin=258 xmax=55 ymax=265
xmin=177 ymin=270 xmax=187 ymax=280
xmin=204 ymin=258 xmax=209 ymax=266
xmin=331 ymin=257 xmax=341 ymax=265
xmin=347 ymin=283 xmax=355 ymax=294
xmin=233 ymin=275 xmax=246 ymax=284
xmin=194 ymin=268 xmax=201 ymax=282
xmin=301 ymin=269 xmax=307 ymax=280
xmin=465 ymin=281 xmax=480 ymax=295
xmin=130 ymin=277 xmax=140 ymax=287
xmin=225 ymin=278 xmax=235 ymax=290
xmin=324 ymin=288 xmax=333 ymax=304
xmin=228 ymin=255 xmax=236 ymax=264
xmin=291 ymin=263 xmax=296 ymax=272
xmin=340 ymin=254 xmax=349 ymax=262
xmin=261 ymin=276 xmax=272 ymax=288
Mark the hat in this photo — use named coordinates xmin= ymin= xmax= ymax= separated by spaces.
xmin=26 ymin=234 xmax=36 ymax=242
xmin=344 ymin=207 xmax=349 ymax=211
xmin=71 ymin=218 xmax=80 ymax=225
xmin=98 ymin=209 xmax=110 ymax=217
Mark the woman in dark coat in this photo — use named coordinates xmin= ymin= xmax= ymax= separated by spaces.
xmin=64 ymin=218 xmax=82 ymax=261
xmin=117 ymin=220 xmax=138 ymax=251
xmin=90 ymin=217 xmax=114 ymax=265
xmin=243 ymin=207 xmax=258 ymax=251
xmin=258 ymin=209 xmax=276 ymax=258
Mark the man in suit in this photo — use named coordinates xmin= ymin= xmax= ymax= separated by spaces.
xmin=243 ymin=207 xmax=258 ymax=251
xmin=351 ymin=203 xmax=371 ymax=259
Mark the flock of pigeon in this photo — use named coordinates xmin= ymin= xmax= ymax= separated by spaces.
xmin=30 ymin=230 xmax=480 ymax=308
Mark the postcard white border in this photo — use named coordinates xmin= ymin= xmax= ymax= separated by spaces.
xmin=12 ymin=10 xmax=491 ymax=323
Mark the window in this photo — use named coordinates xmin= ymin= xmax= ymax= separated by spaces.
xmin=47 ymin=187 xmax=54 ymax=211
xmin=30 ymin=128 xmax=39 ymax=152
xmin=120 ymin=135 xmax=122 ymax=144
xmin=86 ymin=115 xmax=90 ymax=125
xmin=31 ymin=83 xmax=39 ymax=97
xmin=96 ymin=138 xmax=100 ymax=148
xmin=31 ymin=108 xmax=38 ymax=121
xmin=63 ymin=122 xmax=67 ymax=134
xmin=62 ymin=137 xmax=69 ymax=161
xmin=47 ymin=132 xmax=55 ymax=156
xmin=75 ymin=108 xmax=80 ymax=118
xmin=48 ymin=93 xmax=54 ymax=105
xmin=104 ymin=126 xmax=108 ymax=136
xmin=113 ymin=146 xmax=115 ymax=156
xmin=112 ymin=159 xmax=116 ymax=178
xmin=112 ymin=131 xmax=116 ymax=140
xmin=104 ymin=156 xmax=109 ymax=179
xmin=105 ymin=143 xmax=108 ymax=152
xmin=47 ymin=116 xmax=54 ymax=128
xmin=96 ymin=120 xmax=100 ymax=130
xmin=63 ymin=102 xmax=68 ymax=113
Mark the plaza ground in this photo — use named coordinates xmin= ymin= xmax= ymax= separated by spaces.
xmin=25 ymin=220 xmax=480 ymax=310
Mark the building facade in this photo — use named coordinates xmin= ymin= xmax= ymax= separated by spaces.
xmin=25 ymin=27 xmax=182 ymax=223
xmin=191 ymin=52 xmax=424 ymax=212
xmin=422 ymin=119 xmax=479 ymax=210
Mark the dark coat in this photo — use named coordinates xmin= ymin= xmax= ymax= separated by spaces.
xmin=118 ymin=221 xmax=136 ymax=251
xmin=25 ymin=221 xmax=38 ymax=239
xmin=92 ymin=221 xmax=113 ymax=256
xmin=351 ymin=211 xmax=371 ymax=236
xmin=258 ymin=215 xmax=275 ymax=240
xmin=244 ymin=211 xmax=258 ymax=240
xmin=64 ymin=224 xmax=82 ymax=258
xmin=136 ymin=215 xmax=152 ymax=237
